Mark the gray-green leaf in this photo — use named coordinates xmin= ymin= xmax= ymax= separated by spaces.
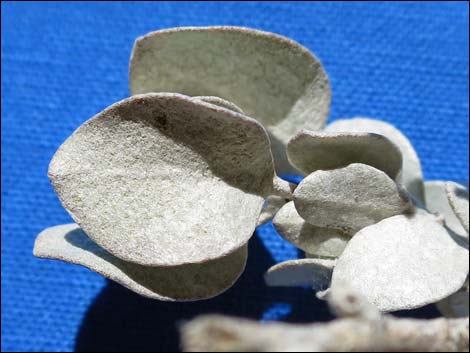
xmin=326 ymin=118 xmax=424 ymax=203
xmin=129 ymin=26 xmax=331 ymax=174
xmin=287 ymin=130 xmax=402 ymax=180
xmin=264 ymin=258 xmax=336 ymax=289
xmin=48 ymin=93 xmax=285 ymax=267
xmin=34 ymin=224 xmax=248 ymax=301
xmin=293 ymin=163 xmax=413 ymax=234
xmin=331 ymin=210 xmax=469 ymax=312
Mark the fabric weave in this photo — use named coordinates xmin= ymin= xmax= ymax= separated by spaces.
xmin=2 ymin=2 xmax=468 ymax=351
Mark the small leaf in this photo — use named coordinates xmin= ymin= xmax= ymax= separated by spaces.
xmin=446 ymin=182 xmax=469 ymax=233
xmin=331 ymin=209 xmax=469 ymax=312
xmin=34 ymin=224 xmax=247 ymax=301
xmin=273 ymin=201 xmax=349 ymax=257
xmin=264 ymin=258 xmax=336 ymax=289
xmin=287 ymin=130 xmax=402 ymax=180
xmin=326 ymin=118 xmax=424 ymax=203
xmin=293 ymin=163 xmax=413 ymax=234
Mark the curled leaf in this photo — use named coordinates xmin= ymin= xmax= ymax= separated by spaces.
xmin=273 ymin=201 xmax=349 ymax=257
xmin=293 ymin=163 xmax=413 ymax=234
xmin=446 ymin=182 xmax=469 ymax=233
xmin=264 ymin=258 xmax=336 ymax=289
xmin=129 ymin=26 xmax=331 ymax=173
xmin=48 ymin=93 xmax=288 ymax=267
xmin=424 ymin=181 xmax=467 ymax=240
xmin=331 ymin=209 xmax=469 ymax=312
xmin=34 ymin=224 xmax=247 ymax=301
xmin=326 ymin=118 xmax=424 ymax=202
xmin=287 ymin=130 xmax=402 ymax=180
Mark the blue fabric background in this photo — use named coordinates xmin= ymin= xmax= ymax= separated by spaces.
xmin=2 ymin=1 xmax=469 ymax=352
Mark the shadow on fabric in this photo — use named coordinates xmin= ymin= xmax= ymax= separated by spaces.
xmin=74 ymin=230 xmax=441 ymax=352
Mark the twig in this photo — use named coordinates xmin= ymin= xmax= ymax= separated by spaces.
xmin=180 ymin=284 xmax=469 ymax=352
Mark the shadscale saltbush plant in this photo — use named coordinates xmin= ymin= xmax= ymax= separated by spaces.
xmin=33 ymin=26 xmax=469 ymax=351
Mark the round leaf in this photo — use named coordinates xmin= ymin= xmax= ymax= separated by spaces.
xmin=48 ymin=93 xmax=279 ymax=266
xmin=264 ymin=258 xmax=336 ymax=289
xmin=34 ymin=224 xmax=248 ymax=301
xmin=129 ymin=26 xmax=331 ymax=173
xmin=293 ymin=163 xmax=413 ymax=234
xmin=287 ymin=130 xmax=402 ymax=180
xmin=331 ymin=210 xmax=469 ymax=312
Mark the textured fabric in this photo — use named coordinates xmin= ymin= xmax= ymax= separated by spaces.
xmin=2 ymin=2 xmax=468 ymax=352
